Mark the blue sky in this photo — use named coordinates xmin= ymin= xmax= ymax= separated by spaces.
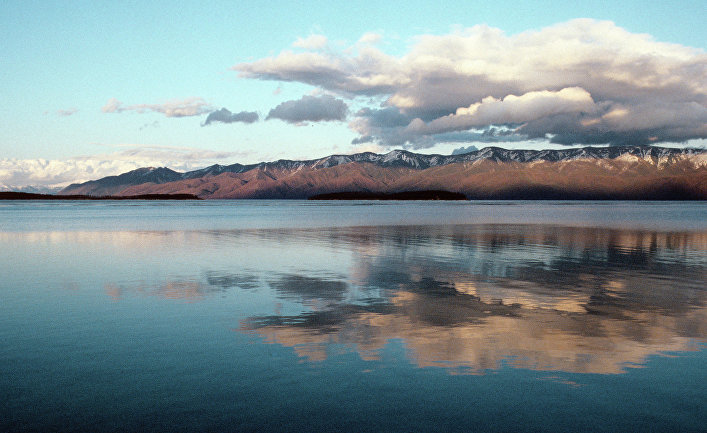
xmin=1 ymin=0 xmax=705 ymax=187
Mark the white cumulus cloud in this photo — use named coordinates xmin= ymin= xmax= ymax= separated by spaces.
xmin=234 ymin=19 xmax=707 ymax=148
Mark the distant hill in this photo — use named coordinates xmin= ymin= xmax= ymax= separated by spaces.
xmin=59 ymin=146 xmax=707 ymax=200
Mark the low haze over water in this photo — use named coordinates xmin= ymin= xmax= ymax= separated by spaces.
xmin=1 ymin=201 xmax=705 ymax=432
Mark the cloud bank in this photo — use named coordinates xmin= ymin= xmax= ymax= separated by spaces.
xmin=202 ymin=108 xmax=259 ymax=126
xmin=235 ymin=19 xmax=707 ymax=148
xmin=0 ymin=146 xmax=247 ymax=189
xmin=102 ymin=97 xmax=212 ymax=118
xmin=266 ymin=94 xmax=348 ymax=124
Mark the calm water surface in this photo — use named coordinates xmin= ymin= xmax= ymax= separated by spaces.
xmin=1 ymin=201 xmax=705 ymax=432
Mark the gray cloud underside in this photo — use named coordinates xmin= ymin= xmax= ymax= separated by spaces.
xmin=235 ymin=19 xmax=707 ymax=148
xmin=202 ymin=108 xmax=259 ymax=126
xmin=350 ymin=107 xmax=532 ymax=146
xmin=266 ymin=94 xmax=348 ymax=124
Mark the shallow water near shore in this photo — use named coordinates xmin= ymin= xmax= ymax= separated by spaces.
xmin=1 ymin=201 xmax=705 ymax=432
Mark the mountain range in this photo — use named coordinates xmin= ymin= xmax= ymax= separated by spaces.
xmin=59 ymin=146 xmax=707 ymax=199
xmin=0 ymin=184 xmax=63 ymax=195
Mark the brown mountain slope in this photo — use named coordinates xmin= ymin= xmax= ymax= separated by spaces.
xmin=120 ymin=163 xmax=412 ymax=198
xmin=117 ymin=156 xmax=707 ymax=199
xmin=394 ymin=158 xmax=707 ymax=199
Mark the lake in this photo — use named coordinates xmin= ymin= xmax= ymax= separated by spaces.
xmin=1 ymin=200 xmax=705 ymax=432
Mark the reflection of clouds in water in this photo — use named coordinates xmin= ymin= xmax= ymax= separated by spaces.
xmin=240 ymin=225 xmax=707 ymax=374
xmin=104 ymin=280 xmax=209 ymax=301
xmin=105 ymin=270 xmax=262 ymax=301
xmin=244 ymin=282 xmax=706 ymax=374
xmin=206 ymin=272 xmax=260 ymax=290
xmin=268 ymin=274 xmax=348 ymax=302
xmin=90 ymin=224 xmax=706 ymax=373
xmin=1 ymin=230 xmax=195 ymax=250
xmin=104 ymin=272 xmax=262 ymax=301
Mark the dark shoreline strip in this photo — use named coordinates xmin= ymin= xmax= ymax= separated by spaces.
xmin=308 ymin=183 xmax=705 ymax=201
xmin=308 ymin=191 xmax=467 ymax=200
xmin=0 ymin=192 xmax=201 ymax=200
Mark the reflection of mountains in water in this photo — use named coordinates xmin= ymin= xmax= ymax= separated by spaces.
xmin=235 ymin=225 xmax=706 ymax=374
